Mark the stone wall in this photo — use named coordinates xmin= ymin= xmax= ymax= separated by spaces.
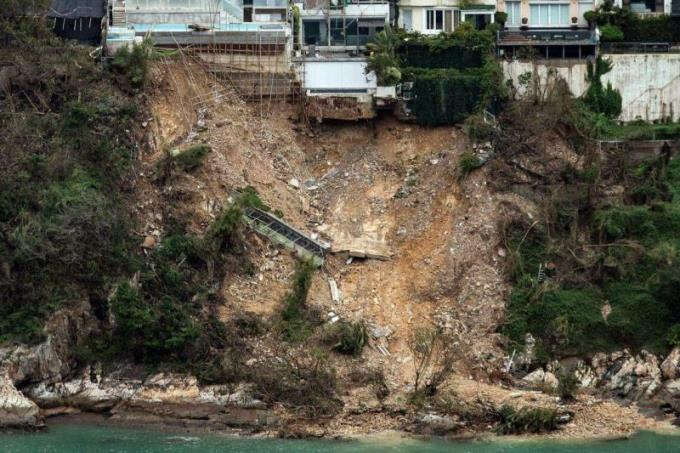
xmin=502 ymin=53 xmax=680 ymax=122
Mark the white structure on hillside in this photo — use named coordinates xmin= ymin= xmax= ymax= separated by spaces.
xmin=296 ymin=0 xmax=390 ymax=49
xmin=397 ymin=0 xmax=496 ymax=33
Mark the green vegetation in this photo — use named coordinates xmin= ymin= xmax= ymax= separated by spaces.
xmin=496 ymin=405 xmax=559 ymax=435
xmin=458 ymin=152 xmax=484 ymax=179
xmin=323 ymin=321 xmax=368 ymax=357
xmin=583 ymin=57 xmax=621 ymax=119
xmin=0 ymin=38 xmax=143 ymax=343
xmin=279 ymin=259 xmax=319 ymax=342
xmin=365 ymin=26 xmax=401 ymax=86
xmin=367 ymin=24 xmax=506 ymax=126
xmin=111 ymin=39 xmax=153 ymax=91
xmin=599 ymin=24 xmax=623 ymax=42
xmin=501 ymin=141 xmax=680 ymax=358
xmin=557 ymin=369 xmax=579 ymax=401
xmin=172 ymin=144 xmax=211 ymax=171
xmin=156 ymin=144 xmax=212 ymax=180
xmin=588 ymin=2 xmax=680 ymax=43
xmin=574 ymin=109 xmax=680 ymax=141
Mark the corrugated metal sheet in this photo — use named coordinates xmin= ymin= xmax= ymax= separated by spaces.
xmin=49 ymin=0 xmax=105 ymax=19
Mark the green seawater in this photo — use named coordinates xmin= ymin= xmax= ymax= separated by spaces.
xmin=2 ymin=425 xmax=680 ymax=452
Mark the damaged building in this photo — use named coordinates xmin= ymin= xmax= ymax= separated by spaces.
xmin=49 ymin=0 xmax=107 ymax=43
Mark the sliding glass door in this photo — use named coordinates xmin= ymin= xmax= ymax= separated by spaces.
xmin=529 ymin=2 xmax=569 ymax=26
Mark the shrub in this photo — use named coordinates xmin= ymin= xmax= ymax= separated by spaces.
xmin=172 ymin=144 xmax=211 ymax=171
xmin=458 ymin=152 xmax=483 ymax=179
xmin=405 ymin=68 xmax=485 ymax=126
xmin=494 ymin=12 xmax=508 ymax=26
xmin=366 ymin=26 xmax=401 ymax=86
xmin=279 ymin=260 xmax=318 ymax=342
xmin=583 ymin=58 xmax=621 ymax=119
xmin=251 ymin=348 xmax=342 ymax=417
xmin=464 ymin=114 xmax=496 ymax=143
xmin=111 ymin=39 xmax=151 ymax=91
xmin=557 ymin=369 xmax=579 ymax=401
xmin=496 ymin=405 xmax=559 ymax=434
xmin=324 ymin=321 xmax=368 ymax=356
xmin=599 ymin=24 xmax=623 ymax=42
xmin=667 ymin=324 xmax=680 ymax=348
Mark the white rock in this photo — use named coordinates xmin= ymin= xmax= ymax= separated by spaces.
xmin=0 ymin=373 xmax=40 ymax=428
xmin=661 ymin=348 xmax=680 ymax=380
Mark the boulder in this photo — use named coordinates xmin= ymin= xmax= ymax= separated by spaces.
xmin=661 ymin=348 xmax=680 ymax=380
xmin=0 ymin=301 xmax=97 ymax=386
xmin=416 ymin=412 xmax=460 ymax=435
xmin=522 ymin=368 xmax=558 ymax=389
xmin=589 ymin=350 xmax=662 ymax=399
xmin=0 ymin=373 xmax=41 ymax=428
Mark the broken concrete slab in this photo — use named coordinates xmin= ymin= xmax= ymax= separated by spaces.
xmin=328 ymin=278 xmax=342 ymax=303
xmin=330 ymin=237 xmax=393 ymax=260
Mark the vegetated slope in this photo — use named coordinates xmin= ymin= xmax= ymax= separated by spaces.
xmin=0 ymin=31 xmax=284 ymax=387
xmin=485 ymin=80 xmax=680 ymax=364
xmin=0 ymin=40 xmax=142 ymax=343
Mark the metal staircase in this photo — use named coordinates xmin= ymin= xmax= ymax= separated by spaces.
xmin=243 ymin=207 xmax=328 ymax=263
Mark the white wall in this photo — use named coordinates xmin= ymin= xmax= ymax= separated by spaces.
xmin=502 ymin=53 xmax=680 ymax=122
xmin=298 ymin=60 xmax=377 ymax=92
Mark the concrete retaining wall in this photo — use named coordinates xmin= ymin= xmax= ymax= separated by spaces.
xmin=502 ymin=53 xmax=680 ymax=122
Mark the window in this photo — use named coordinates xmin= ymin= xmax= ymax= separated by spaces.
xmin=530 ymin=3 xmax=569 ymax=26
xmin=401 ymin=9 xmax=413 ymax=31
xmin=579 ymin=1 xmax=594 ymax=18
xmin=506 ymin=1 xmax=521 ymax=26
xmin=426 ymin=9 xmax=444 ymax=30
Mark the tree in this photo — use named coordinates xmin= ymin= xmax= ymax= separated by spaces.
xmin=583 ymin=57 xmax=621 ymax=119
xmin=407 ymin=325 xmax=458 ymax=396
xmin=365 ymin=26 xmax=401 ymax=86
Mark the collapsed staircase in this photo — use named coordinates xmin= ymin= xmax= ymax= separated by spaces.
xmin=243 ymin=207 xmax=328 ymax=265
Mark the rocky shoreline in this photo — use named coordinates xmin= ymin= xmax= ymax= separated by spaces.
xmin=2 ymin=307 xmax=680 ymax=439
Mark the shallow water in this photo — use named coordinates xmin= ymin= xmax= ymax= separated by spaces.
xmin=3 ymin=425 xmax=680 ymax=452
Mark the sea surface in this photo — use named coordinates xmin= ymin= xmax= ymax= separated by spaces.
xmin=2 ymin=425 xmax=680 ymax=452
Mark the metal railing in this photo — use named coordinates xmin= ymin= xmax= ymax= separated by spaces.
xmin=497 ymin=28 xmax=597 ymax=44
xmin=600 ymin=41 xmax=675 ymax=53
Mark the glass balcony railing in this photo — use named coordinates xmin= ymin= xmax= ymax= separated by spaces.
xmin=251 ymin=0 xmax=287 ymax=8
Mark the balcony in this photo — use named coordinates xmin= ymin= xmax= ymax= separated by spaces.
xmin=252 ymin=0 xmax=287 ymax=7
xmin=497 ymin=28 xmax=598 ymax=46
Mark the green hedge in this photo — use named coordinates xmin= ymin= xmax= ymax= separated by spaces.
xmin=623 ymin=15 xmax=680 ymax=43
xmin=594 ymin=8 xmax=680 ymax=43
xmin=405 ymin=68 xmax=484 ymax=126
xmin=397 ymin=42 xmax=484 ymax=70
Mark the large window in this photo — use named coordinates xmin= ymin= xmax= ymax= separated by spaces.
xmin=530 ymin=3 xmax=569 ymax=26
xmin=401 ymin=9 xmax=413 ymax=31
xmin=506 ymin=1 xmax=521 ymax=26
xmin=579 ymin=1 xmax=594 ymax=18
xmin=426 ymin=9 xmax=444 ymax=30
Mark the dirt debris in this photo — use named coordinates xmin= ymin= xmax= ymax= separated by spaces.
xmin=133 ymin=62 xmax=674 ymax=439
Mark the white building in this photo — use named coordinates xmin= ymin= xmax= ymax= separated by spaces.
xmin=296 ymin=0 xmax=390 ymax=49
xmin=397 ymin=0 xmax=496 ymax=34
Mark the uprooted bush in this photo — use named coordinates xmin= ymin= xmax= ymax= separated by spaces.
xmin=154 ymin=144 xmax=212 ymax=182
xmin=323 ymin=321 xmax=368 ymax=357
xmin=251 ymin=348 xmax=343 ymax=417
xmin=496 ymin=405 xmax=559 ymax=435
